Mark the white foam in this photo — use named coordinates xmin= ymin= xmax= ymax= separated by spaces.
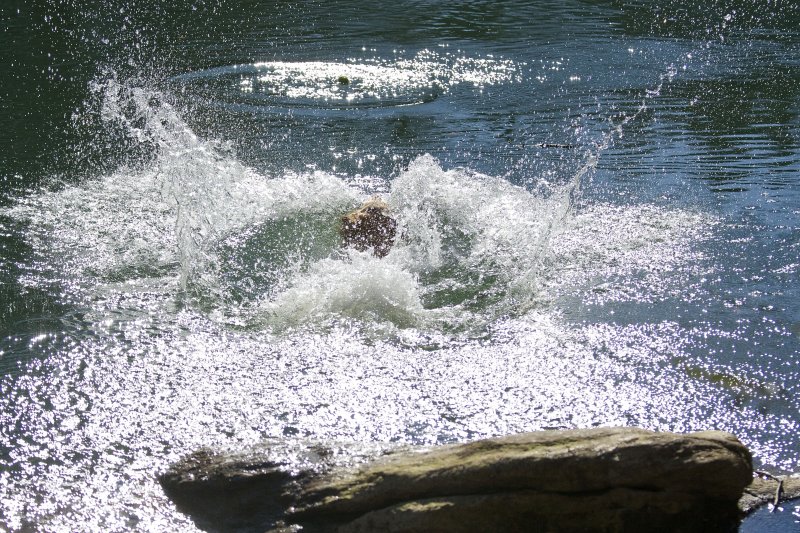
xmin=254 ymin=250 xmax=425 ymax=331
xmin=3 ymin=77 xmax=712 ymax=339
xmin=389 ymin=155 xmax=570 ymax=314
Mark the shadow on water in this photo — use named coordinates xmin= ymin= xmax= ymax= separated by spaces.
xmin=674 ymin=69 xmax=800 ymax=187
xmin=742 ymin=503 xmax=800 ymax=533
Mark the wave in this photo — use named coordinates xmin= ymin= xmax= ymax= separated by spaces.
xmin=3 ymin=75 xmax=713 ymax=342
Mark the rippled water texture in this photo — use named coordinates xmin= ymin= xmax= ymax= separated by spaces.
xmin=1 ymin=1 xmax=799 ymax=531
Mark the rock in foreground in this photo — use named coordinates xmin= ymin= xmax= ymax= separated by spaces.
xmin=160 ymin=427 xmax=753 ymax=532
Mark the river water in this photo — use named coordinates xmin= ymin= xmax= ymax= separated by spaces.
xmin=1 ymin=1 xmax=799 ymax=531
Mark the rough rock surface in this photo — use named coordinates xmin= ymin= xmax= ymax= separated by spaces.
xmin=159 ymin=440 xmax=392 ymax=532
xmin=339 ymin=196 xmax=397 ymax=257
xmin=159 ymin=427 xmax=754 ymax=533
xmin=739 ymin=473 xmax=800 ymax=513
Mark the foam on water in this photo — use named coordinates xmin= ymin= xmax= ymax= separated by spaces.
xmin=243 ymin=155 xmax=568 ymax=334
xmin=9 ymin=77 xmax=361 ymax=306
xmin=254 ymin=250 xmax=425 ymax=331
xmin=4 ymin=76 xmax=717 ymax=342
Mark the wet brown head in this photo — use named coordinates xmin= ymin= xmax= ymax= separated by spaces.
xmin=340 ymin=196 xmax=397 ymax=258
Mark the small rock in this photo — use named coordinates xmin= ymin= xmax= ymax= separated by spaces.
xmin=739 ymin=473 xmax=800 ymax=514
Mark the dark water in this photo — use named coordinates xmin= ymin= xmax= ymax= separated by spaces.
xmin=1 ymin=1 xmax=799 ymax=531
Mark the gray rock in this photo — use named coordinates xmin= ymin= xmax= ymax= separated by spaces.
xmin=159 ymin=428 xmax=754 ymax=532
xmin=739 ymin=473 xmax=800 ymax=514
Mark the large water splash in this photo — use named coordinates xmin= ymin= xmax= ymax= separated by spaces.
xmin=4 ymin=72 xmax=714 ymax=341
xmin=85 ymin=76 xmax=360 ymax=305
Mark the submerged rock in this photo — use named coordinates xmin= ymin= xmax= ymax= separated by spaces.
xmin=160 ymin=427 xmax=753 ymax=532
xmin=739 ymin=473 xmax=800 ymax=514
xmin=340 ymin=196 xmax=397 ymax=258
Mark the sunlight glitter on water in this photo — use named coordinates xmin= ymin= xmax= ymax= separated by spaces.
xmin=1 ymin=297 xmax=795 ymax=530
xmin=170 ymin=50 xmax=522 ymax=109
xmin=2 ymin=37 xmax=799 ymax=529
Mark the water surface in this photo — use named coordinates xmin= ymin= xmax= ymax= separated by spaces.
xmin=1 ymin=1 xmax=799 ymax=531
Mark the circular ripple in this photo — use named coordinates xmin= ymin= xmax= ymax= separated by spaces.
xmin=169 ymin=52 xmax=521 ymax=110
xmin=171 ymin=61 xmax=442 ymax=109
